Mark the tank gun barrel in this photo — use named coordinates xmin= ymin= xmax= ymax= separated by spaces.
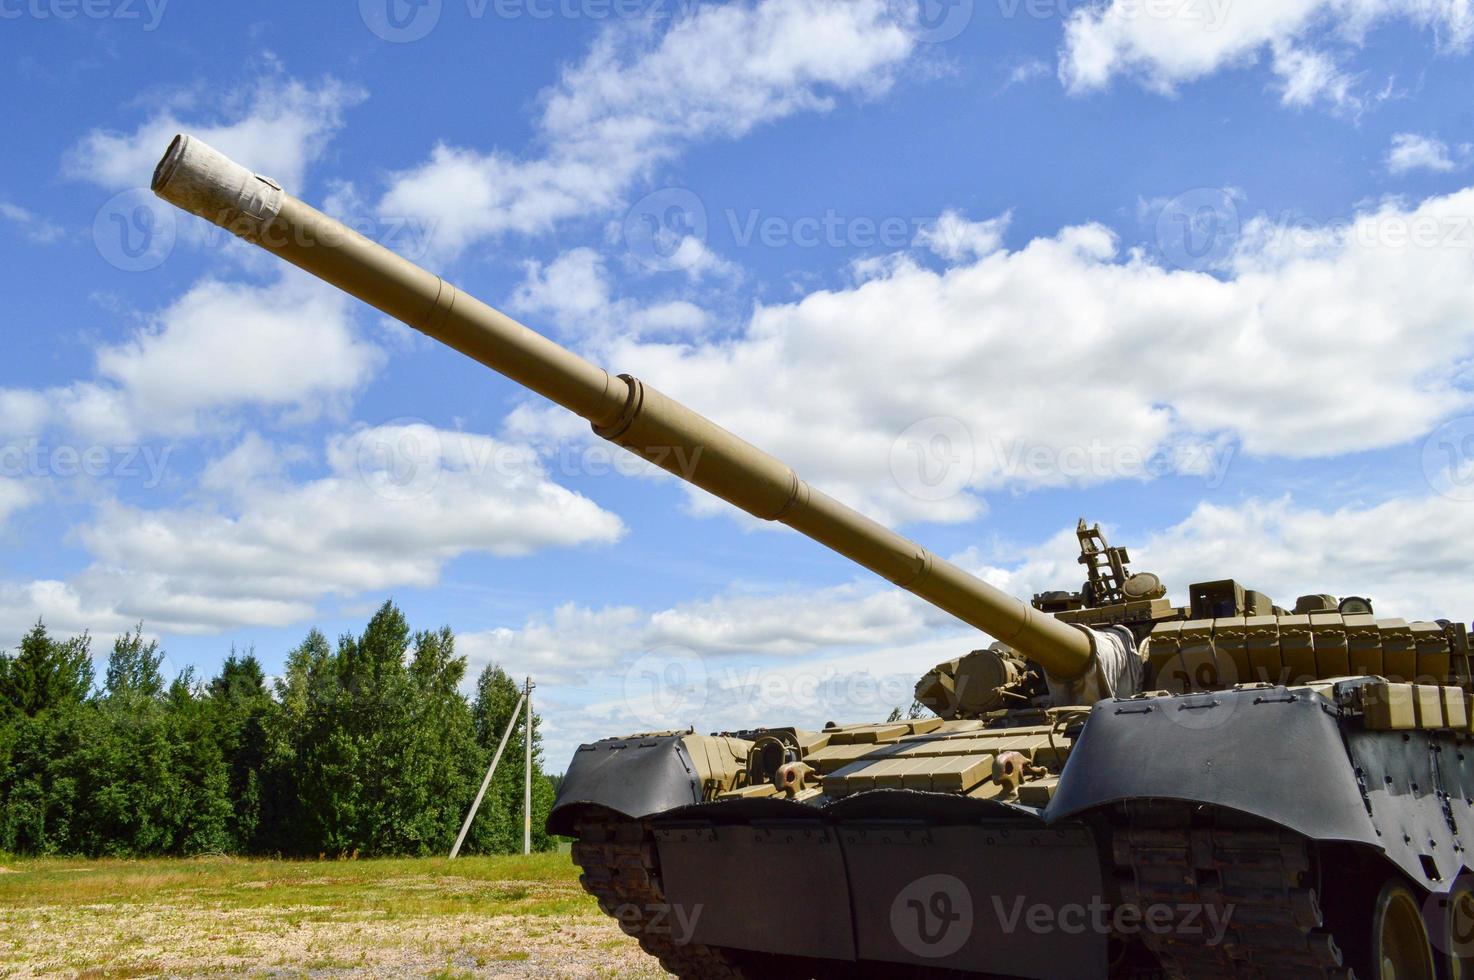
xmin=151 ymin=134 xmax=1095 ymax=679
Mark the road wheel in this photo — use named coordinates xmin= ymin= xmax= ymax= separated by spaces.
xmin=1373 ymin=879 xmax=1436 ymax=980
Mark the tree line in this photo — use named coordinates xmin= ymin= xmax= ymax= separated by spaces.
xmin=0 ymin=601 xmax=557 ymax=857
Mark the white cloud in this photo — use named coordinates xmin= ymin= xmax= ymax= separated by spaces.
xmin=915 ymin=210 xmax=1009 ymax=262
xmin=377 ymin=0 xmax=914 ymax=259
xmin=1060 ymin=0 xmax=1474 ymax=109
xmin=512 ymin=186 xmax=1474 ymax=524
xmin=510 ymin=247 xmax=712 ymax=340
xmin=1136 ymin=496 xmax=1474 ymax=620
xmin=66 ymin=73 xmax=364 ymax=191
xmin=0 ymin=580 xmax=142 ymax=651
xmin=0 ymin=479 xmax=37 ymax=528
xmin=997 ymin=59 xmax=1052 ymax=94
xmin=0 ymin=201 xmax=65 ymax=244
xmin=0 ymin=390 xmax=52 ymax=442
xmin=3 ymin=425 xmax=624 ymax=635
xmin=1388 ymin=132 xmax=1459 ymax=174
xmin=3 ymin=272 xmax=383 ymax=445
xmin=460 ymin=583 xmax=939 ymax=684
xmin=89 ymin=273 xmax=381 ymax=440
xmin=1271 ymin=41 xmax=1359 ymax=109
xmin=458 ymin=580 xmax=962 ymax=761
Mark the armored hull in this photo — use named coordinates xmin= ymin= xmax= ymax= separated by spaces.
xmin=552 ymin=676 xmax=1474 ymax=978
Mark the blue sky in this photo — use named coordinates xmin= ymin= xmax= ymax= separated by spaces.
xmin=2 ymin=0 xmax=1472 ymax=765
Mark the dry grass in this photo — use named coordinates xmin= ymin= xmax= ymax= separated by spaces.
xmin=0 ymin=851 xmax=665 ymax=978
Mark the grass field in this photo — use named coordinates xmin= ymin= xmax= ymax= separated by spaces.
xmin=0 ymin=851 xmax=664 ymax=978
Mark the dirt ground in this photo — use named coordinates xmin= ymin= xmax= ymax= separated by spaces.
xmin=0 ymin=854 xmax=667 ymax=979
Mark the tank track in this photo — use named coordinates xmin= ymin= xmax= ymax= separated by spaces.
xmin=1112 ymin=804 xmax=1354 ymax=979
xmin=571 ymin=812 xmax=749 ymax=979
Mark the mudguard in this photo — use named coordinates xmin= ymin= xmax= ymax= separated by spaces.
xmin=547 ymin=732 xmax=702 ymax=836
xmin=1047 ymin=685 xmax=1474 ymax=891
xmin=652 ymin=793 xmax=1107 ymax=979
xmin=1048 ymin=688 xmax=1375 ymax=839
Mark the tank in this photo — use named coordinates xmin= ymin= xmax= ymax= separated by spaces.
xmin=154 ymin=134 xmax=1474 ymax=979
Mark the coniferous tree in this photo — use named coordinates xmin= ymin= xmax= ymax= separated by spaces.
xmin=0 ymin=622 xmax=93 ymax=853
xmin=206 ymin=650 xmax=276 ymax=851
xmin=0 ymin=621 xmax=93 ymax=718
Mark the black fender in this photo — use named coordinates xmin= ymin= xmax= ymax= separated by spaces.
xmin=547 ymin=732 xmax=702 ymax=836
xmin=1046 ymin=685 xmax=1474 ymax=892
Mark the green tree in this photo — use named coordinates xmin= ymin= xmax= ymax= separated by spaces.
xmin=206 ymin=650 xmax=277 ymax=851
xmin=0 ymin=621 xmax=93 ymax=718
xmin=0 ymin=622 xmax=93 ymax=853
xmin=103 ymin=625 xmax=164 ymax=702
xmin=165 ymin=669 xmax=232 ymax=854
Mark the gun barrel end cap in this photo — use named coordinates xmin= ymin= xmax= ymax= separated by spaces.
xmin=150 ymin=133 xmax=189 ymax=195
xmin=151 ymin=134 xmax=284 ymax=237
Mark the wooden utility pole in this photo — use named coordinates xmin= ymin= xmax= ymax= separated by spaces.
xmin=448 ymin=689 xmax=526 ymax=860
xmin=523 ymin=676 xmax=534 ymax=855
